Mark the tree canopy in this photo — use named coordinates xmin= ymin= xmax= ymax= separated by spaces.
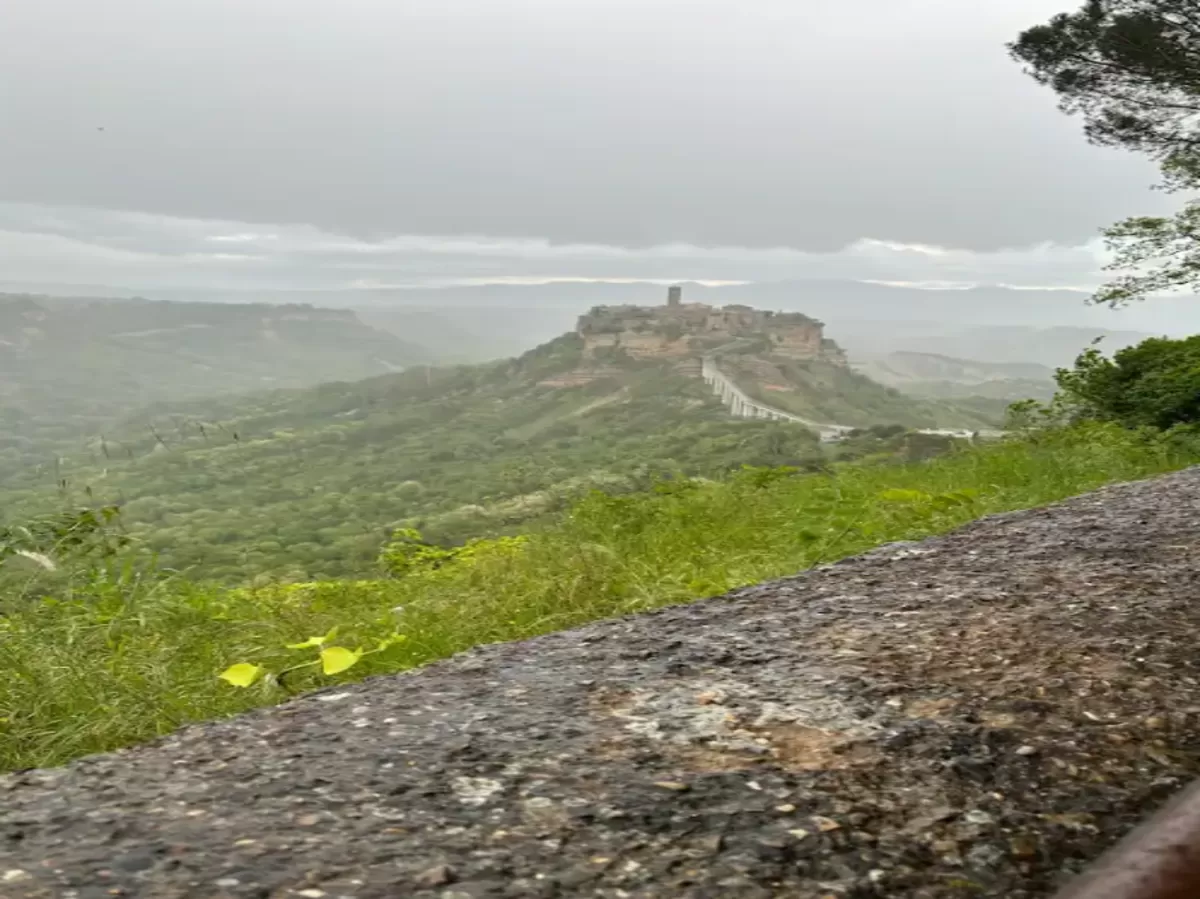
xmin=1010 ymin=1 xmax=1200 ymax=304
xmin=1054 ymin=334 xmax=1200 ymax=429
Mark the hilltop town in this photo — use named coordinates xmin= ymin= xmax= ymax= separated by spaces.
xmin=575 ymin=286 xmax=848 ymax=365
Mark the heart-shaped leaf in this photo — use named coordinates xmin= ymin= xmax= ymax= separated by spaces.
xmin=219 ymin=663 xmax=265 ymax=688
xmin=320 ymin=646 xmax=362 ymax=675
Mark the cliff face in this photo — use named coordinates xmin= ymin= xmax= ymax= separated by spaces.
xmin=4 ymin=468 xmax=1200 ymax=897
xmin=575 ymin=296 xmax=846 ymax=365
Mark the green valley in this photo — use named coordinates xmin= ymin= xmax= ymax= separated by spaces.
xmin=0 ymin=294 xmax=1013 ymax=583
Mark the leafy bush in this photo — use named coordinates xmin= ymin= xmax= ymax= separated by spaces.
xmin=1055 ymin=336 xmax=1200 ymax=429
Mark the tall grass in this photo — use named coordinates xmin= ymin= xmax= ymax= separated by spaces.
xmin=0 ymin=421 xmax=1196 ymax=772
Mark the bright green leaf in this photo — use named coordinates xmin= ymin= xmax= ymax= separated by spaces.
xmin=286 ymin=626 xmax=338 ymax=650
xmin=219 ymin=663 xmax=265 ymax=688
xmin=286 ymin=636 xmax=326 ymax=650
xmin=320 ymin=646 xmax=362 ymax=675
xmin=878 ymin=488 xmax=930 ymax=503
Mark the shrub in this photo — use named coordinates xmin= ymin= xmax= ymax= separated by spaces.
xmin=1055 ymin=336 xmax=1200 ymax=429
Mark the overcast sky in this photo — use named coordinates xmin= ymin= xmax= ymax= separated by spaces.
xmin=0 ymin=0 xmax=1177 ymax=295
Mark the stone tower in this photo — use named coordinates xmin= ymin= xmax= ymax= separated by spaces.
xmin=667 ymin=285 xmax=682 ymax=308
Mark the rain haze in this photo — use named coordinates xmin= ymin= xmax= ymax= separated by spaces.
xmin=8 ymin=0 xmax=1200 ymax=850
xmin=1 ymin=0 xmax=1195 ymax=332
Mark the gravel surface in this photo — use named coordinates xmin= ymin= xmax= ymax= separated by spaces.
xmin=5 ymin=469 xmax=1200 ymax=898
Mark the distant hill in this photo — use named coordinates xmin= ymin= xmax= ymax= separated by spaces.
xmin=0 ymin=298 xmax=1009 ymax=582
xmin=0 ymin=294 xmax=428 ymax=474
xmin=1 ymin=277 xmax=1185 ymax=364
xmin=851 ymin=351 xmax=1058 ymax=401
xmin=357 ymin=304 xmax=572 ymax=363
xmin=833 ymin=323 xmax=1155 ymax=369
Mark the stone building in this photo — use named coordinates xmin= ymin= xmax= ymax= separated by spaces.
xmin=575 ymin=286 xmax=846 ymax=364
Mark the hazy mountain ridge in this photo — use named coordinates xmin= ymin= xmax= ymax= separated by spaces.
xmin=850 ymin=351 xmax=1059 ymax=401
xmin=357 ymin=304 xmax=566 ymax=363
xmin=1 ymin=276 xmax=1183 ymax=355
xmin=0 ymin=294 xmax=427 ymax=376
xmin=0 ymin=294 xmax=429 ymax=476
xmin=834 ymin=323 xmax=1154 ymax=369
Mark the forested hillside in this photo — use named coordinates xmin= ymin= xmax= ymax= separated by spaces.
xmin=0 ymin=329 xmax=1006 ymax=582
xmin=0 ymin=294 xmax=428 ymax=475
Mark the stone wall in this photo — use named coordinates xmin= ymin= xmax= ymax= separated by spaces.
xmin=767 ymin=322 xmax=823 ymax=359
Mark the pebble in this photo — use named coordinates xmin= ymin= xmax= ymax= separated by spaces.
xmin=1010 ymin=835 xmax=1038 ymax=859
xmin=414 ymin=865 xmax=456 ymax=888
xmin=968 ymin=844 xmax=1006 ymax=868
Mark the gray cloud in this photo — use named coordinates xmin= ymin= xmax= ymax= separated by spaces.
xmin=0 ymin=0 xmax=1175 ymax=253
xmin=0 ymin=202 xmax=1117 ymax=292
